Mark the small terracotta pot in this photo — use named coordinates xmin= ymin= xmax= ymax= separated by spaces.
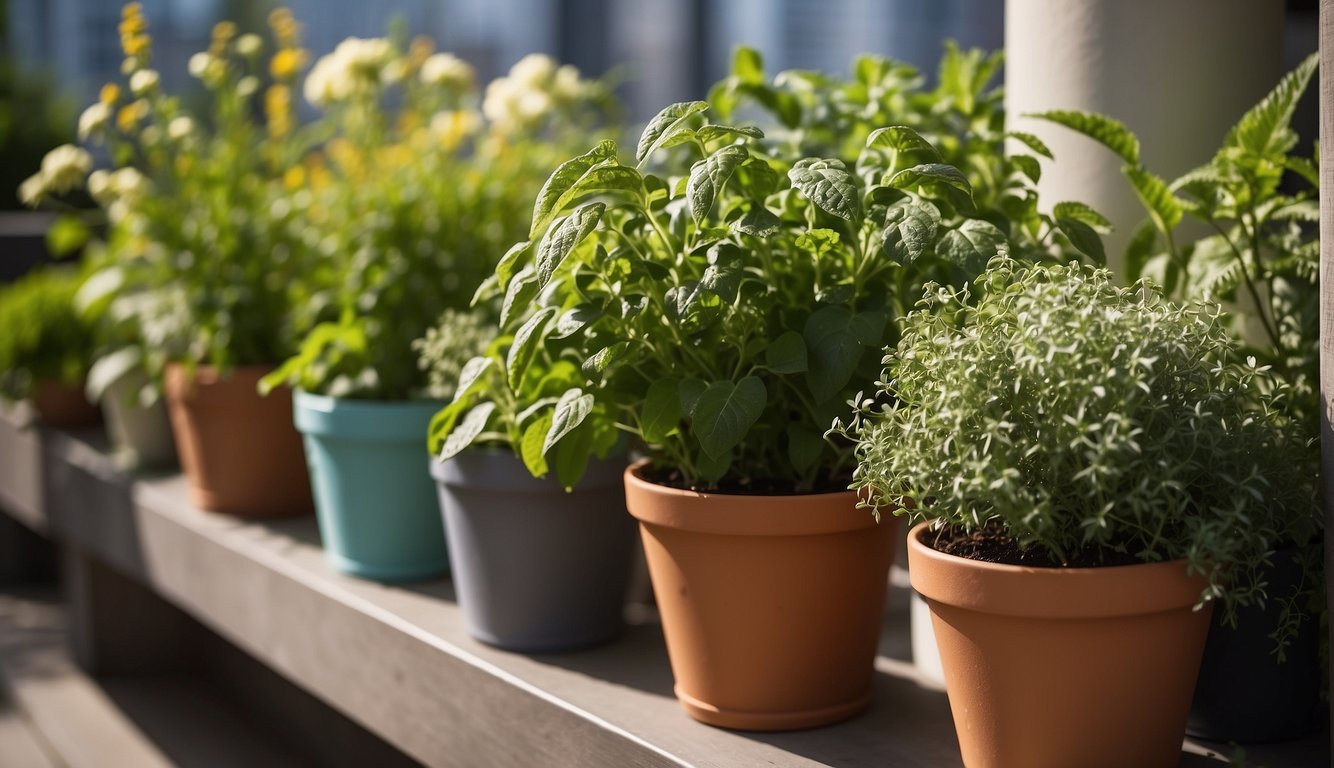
xmin=31 ymin=378 xmax=101 ymax=427
xmin=163 ymin=364 xmax=311 ymax=517
xmin=908 ymin=522 xmax=1213 ymax=768
xmin=624 ymin=466 xmax=899 ymax=731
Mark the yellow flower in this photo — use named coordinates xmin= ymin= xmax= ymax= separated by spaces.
xmin=270 ymin=48 xmax=306 ymax=81
xmin=265 ymin=85 xmax=292 ymax=138
xmin=283 ymin=166 xmax=305 ymax=191
xmin=119 ymin=3 xmax=151 ymax=61
xmin=210 ymin=21 xmax=236 ymax=57
xmin=408 ymin=37 xmax=433 ymax=70
xmin=268 ymin=8 xmax=300 ymax=48
xmin=100 ymin=83 xmax=121 ymax=106
xmin=115 ymin=101 xmax=146 ymax=132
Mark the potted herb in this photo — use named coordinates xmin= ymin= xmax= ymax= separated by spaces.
xmin=1033 ymin=54 xmax=1325 ymax=742
xmin=0 ymin=264 xmax=98 ymax=427
xmin=842 ymin=258 xmax=1313 ymax=767
xmin=421 ymin=301 xmax=634 ymax=651
xmin=71 ymin=6 xmax=316 ymax=516
xmin=260 ymin=45 xmax=619 ymax=581
xmin=436 ymin=88 xmax=1099 ymax=727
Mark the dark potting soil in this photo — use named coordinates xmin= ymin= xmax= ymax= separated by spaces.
xmin=637 ymin=464 xmax=853 ymax=496
xmin=923 ymin=522 xmax=1143 ymax=568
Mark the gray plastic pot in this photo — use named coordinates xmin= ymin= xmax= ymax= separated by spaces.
xmin=431 ymin=451 xmax=635 ymax=652
xmin=100 ymin=367 xmax=177 ymax=470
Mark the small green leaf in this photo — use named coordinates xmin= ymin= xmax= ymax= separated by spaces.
xmin=582 ymin=341 xmax=630 ymax=381
xmin=1056 ymin=217 xmax=1106 ymax=264
xmin=500 ymin=270 xmax=540 ymax=328
xmin=687 ymin=145 xmax=749 ymax=222
xmin=732 ymin=205 xmax=780 ymax=237
xmin=427 ymin=399 xmax=469 ymax=455
xmin=1125 ymin=166 xmax=1182 ymax=234
xmin=696 ymin=124 xmax=764 ymax=144
xmin=787 ymin=424 xmax=825 ymax=474
xmin=46 ymin=215 xmax=91 ymax=257
xmin=438 ymin=402 xmax=496 ymax=461
xmin=679 ymin=378 xmax=708 ymax=416
xmin=865 ymin=126 xmax=942 ymax=161
xmin=494 ymin=240 xmax=531 ymax=291
xmin=551 ymin=417 xmax=595 ymax=490
xmin=543 ymin=387 xmax=595 ymax=454
xmin=804 ymin=307 xmax=886 ymax=402
xmin=636 ymin=101 xmax=709 ymax=167
xmin=1029 ymin=110 xmax=1140 ymax=165
xmin=1005 ymin=131 xmax=1053 ymax=159
xmin=641 ymin=377 xmax=683 ymax=443
xmin=520 ymin=411 xmax=553 ymax=477
xmin=788 ymin=158 xmax=860 ymax=221
xmin=765 ymin=330 xmax=807 ymax=373
xmin=551 ymin=305 xmax=599 ymax=339
xmin=1052 ymin=201 xmax=1112 ymax=232
xmin=882 ymin=201 xmax=941 ymax=265
xmin=937 ymin=219 xmax=1009 ymax=279
xmin=536 ymin=203 xmax=605 ymax=287
xmin=1010 ymin=154 xmax=1041 ymax=183
xmin=887 ymin=163 xmax=973 ymax=200
xmin=692 ymin=377 xmax=766 ymax=459
xmin=506 ymin=307 xmax=557 ymax=390
xmin=732 ymin=47 xmax=765 ymax=85
xmin=531 ymin=140 xmax=617 ymax=237
xmin=451 ymin=356 xmax=493 ymax=403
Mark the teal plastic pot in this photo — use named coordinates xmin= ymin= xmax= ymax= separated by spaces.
xmin=294 ymin=391 xmax=448 ymax=582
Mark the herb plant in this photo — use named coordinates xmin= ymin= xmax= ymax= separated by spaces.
xmin=0 ymin=266 xmax=95 ymax=401
xmin=842 ymin=258 xmax=1315 ymax=620
xmin=432 ymin=98 xmax=1097 ymax=492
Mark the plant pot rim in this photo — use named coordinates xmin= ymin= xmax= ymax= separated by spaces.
xmin=624 ymin=462 xmax=879 ymax=537
xmin=431 ymin=447 xmax=625 ymax=492
xmin=907 ymin=521 xmax=1208 ymax=619
xmin=294 ymin=389 xmax=443 ymax=442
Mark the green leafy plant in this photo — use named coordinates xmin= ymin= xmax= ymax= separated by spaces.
xmin=260 ymin=46 xmax=621 ymax=400
xmin=412 ymin=308 xmax=497 ymax=401
xmin=433 ymin=95 xmax=1098 ymax=492
xmin=0 ymin=265 xmax=95 ymax=400
xmin=842 ymin=258 xmax=1316 ymax=627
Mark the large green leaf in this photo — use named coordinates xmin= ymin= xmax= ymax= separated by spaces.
xmin=531 ymin=141 xmax=617 ymax=237
xmin=937 ymin=219 xmax=1008 ymax=279
xmin=451 ymin=356 xmax=493 ymax=403
xmin=500 ymin=269 xmax=539 ymax=328
xmin=679 ymin=378 xmax=708 ymax=416
xmin=536 ymin=203 xmax=605 ymax=287
xmin=543 ymin=387 xmax=595 ymax=454
xmin=1226 ymin=53 xmax=1316 ymax=159
xmin=882 ymin=201 xmax=941 ymax=265
xmin=520 ymin=411 xmax=553 ymax=477
xmin=506 ymin=307 xmax=557 ymax=390
xmin=765 ymin=330 xmax=808 ymax=373
xmin=1125 ymin=166 xmax=1182 ymax=235
xmin=1005 ymin=131 xmax=1053 ymax=159
xmin=494 ymin=240 xmax=532 ymax=291
xmin=787 ymin=424 xmax=825 ymax=475
xmin=732 ymin=205 xmax=780 ymax=237
xmin=636 ymin=101 xmax=709 ymax=167
xmin=551 ymin=305 xmax=599 ymax=339
xmin=641 ymin=377 xmax=683 ymax=443
xmin=437 ymin=402 xmax=496 ymax=461
xmin=804 ymin=306 xmax=886 ymax=402
xmin=1030 ymin=110 xmax=1140 ymax=165
xmin=692 ymin=377 xmax=766 ymax=459
xmin=1052 ymin=201 xmax=1112 ymax=232
xmin=865 ymin=126 xmax=942 ymax=161
xmin=687 ymin=145 xmax=749 ymax=222
xmin=1056 ymin=217 xmax=1105 ymax=264
xmin=887 ymin=163 xmax=973 ymax=200
xmin=788 ymin=158 xmax=860 ymax=221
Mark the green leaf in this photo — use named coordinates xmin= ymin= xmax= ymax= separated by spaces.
xmin=679 ymin=378 xmax=708 ymax=417
xmin=531 ymin=141 xmax=617 ymax=237
xmin=687 ymin=145 xmax=749 ymax=222
xmin=494 ymin=240 xmax=532 ymax=291
xmin=536 ymin=202 xmax=605 ymax=287
xmin=550 ymin=417 xmax=595 ymax=490
xmin=551 ymin=305 xmax=599 ymax=339
xmin=692 ymin=377 xmax=766 ymax=459
xmin=46 ymin=215 xmax=90 ymax=257
xmin=882 ymin=201 xmax=941 ymax=265
xmin=641 ymin=377 xmax=683 ymax=443
xmin=500 ymin=269 xmax=539 ymax=328
xmin=795 ymin=228 xmax=840 ymax=259
xmin=937 ymin=219 xmax=1009 ymax=279
xmin=765 ymin=330 xmax=808 ymax=373
xmin=788 ymin=158 xmax=860 ymax=221
xmin=543 ymin=387 xmax=595 ymax=454
xmin=636 ymin=101 xmax=709 ymax=167
xmin=1052 ymin=201 xmax=1112 ymax=232
xmin=427 ymin=399 xmax=469 ymax=456
xmin=887 ymin=163 xmax=973 ymax=200
xmin=437 ymin=402 xmax=496 ymax=461
xmin=732 ymin=47 xmax=765 ymax=85
xmin=696 ymin=124 xmax=764 ymax=144
xmin=787 ymin=424 xmax=825 ymax=474
xmin=1226 ymin=52 xmax=1316 ymax=158
xmin=1123 ymin=219 xmax=1160 ymax=283
xmin=582 ymin=341 xmax=630 ymax=381
xmin=1056 ymin=218 xmax=1106 ymax=264
xmin=804 ymin=306 xmax=886 ymax=402
xmin=520 ymin=411 xmax=553 ymax=477
xmin=1029 ymin=110 xmax=1140 ymax=165
xmin=451 ymin=356 xmax=493 ymax=403
xmin=700 ymin=263 xmax=741 ymax=303
xmin=694 ymin=446 xmax=732 ymax=484
xmin=1125 ymin=166 xmax=1182 ymax=234
xmin=85 ymin=347 xmax=142 ymax=402
xmin=865 ymin=126 xmax=942 ymax=161
xmin=506 ymin=307 xmax=557 ymax=390
xmin=1005 ymin=131 xmax=1054 ymax=159
xmin=1010 ymin=154 xmax=1041 ymax=183
xmin=732 ymin=205 xmax=781 ymax=237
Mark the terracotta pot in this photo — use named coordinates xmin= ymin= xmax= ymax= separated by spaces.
xmin=908 ymin=522 xmax=1213 ymax=768
xmin=163 ymin=364 xmax=311 ymax=517
xmin=31 ymin=378 xmax=101 ymax=427
xmin=624 ymin=466 xmax=899 ymax=731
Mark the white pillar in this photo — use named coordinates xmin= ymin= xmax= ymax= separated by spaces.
xmin=1317 ymin=0 xmax=1334 ymax=748
xmin=1005 ymin=0 xmax=1284 ymax=264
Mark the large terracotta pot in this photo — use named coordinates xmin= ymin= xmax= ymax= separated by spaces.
xmin=908 ymin=522 xmax=1213 ymax=768
xmin=163 ymin=364 xmax=311 ymax=517
xmin=624 ymin=465 xmax=899 ymax=731
xmin=31 ymin=378 xmax=101 ymax=427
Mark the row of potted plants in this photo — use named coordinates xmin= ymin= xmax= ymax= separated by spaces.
xmin=4 ymin=5 xmax=1323 ymax=764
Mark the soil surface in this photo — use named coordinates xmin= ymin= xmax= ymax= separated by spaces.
xmin=923 ymin=522 xmax=1143 ymax=568
xmin=637 ymin=464 xmax=852 ymax=496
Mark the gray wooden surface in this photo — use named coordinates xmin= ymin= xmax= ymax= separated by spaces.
xmin=0 ymin=407 xmax=1325 ymax=767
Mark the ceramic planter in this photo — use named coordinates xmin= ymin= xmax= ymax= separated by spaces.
xmin=432 ymin=451 xmax=635 ymax=651
xmin=1187 ymin=546 xmax=1321 ymax=742
xmin=295 ymin=391 xmax=448 ymax=582
xmin=31 ymin=378 xmax=100 ymax=427
xmin=624 ymin=466 xmax=899 ymax=731
xmin=908 ymin=522 xmax=1212 ymax=768
xmin=100 ymin=367 xmax=177 ymax=470
xmin=163 ymin=364 xmax=311 ymax=517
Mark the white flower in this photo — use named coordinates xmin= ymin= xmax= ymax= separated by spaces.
xmin=139 ymin=125 xmax=162 ymax=146
xmin=303 ymin=37 xmax=395 ymax=106
xmin=129 ymin=69 xmax=160 ymax=96
xmin=110 ymin=167 xmax=149 ymax=199
xmin=429 ymin=109 xmax=482 ymax=148
xmin=39 ymin=145 xmax=93 ymax=195
xmin=87 ymin=170 xmax=111 ymax=202
xmin=481 ymin=77 xmax=518 ymax=130
xmin=235 ymin=33 xmax=263 ymax=57
xmin=420 ymin=53 xmax=473 ymax=89
xmin=508 ymin=53 xmax=556 ymax=89
xmin=17 ymin=173 xmax=46 ymax=207
xmin=552 ymin=64 xmax=584 ymax=101
xmin=167 ymin=116 xmax=194 ymax=141
xmin=237 ymin=76 xmax=259 ymax=98
xmin=78 ymin=102 xmax=111 ymax=140
xmin=514 ymin=88 xmax=552 ymax=122
xmin=188 ymin=52 xmax=212 ymax=79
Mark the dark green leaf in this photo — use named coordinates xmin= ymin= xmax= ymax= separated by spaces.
xmin=732 ymin=205 xmax=781 ymax=237
xmin=1123 ymin=219 xmax=1160 ymax=283
xmin=1056 ymin=218 xmax=1105 ymax=264
xmin=787 ymin=424 xmax=825 ymax=474
xmin=543 ymin=387 xmax=595 ymax=454
xmin=551 ymin=305 xmax=599 ymax=339
xmin=537 ymin=202 xmax=605 ymax=287
xmin=551 ymin=417 xmax=595 ymax=490
xmin=438 ymin=402 xmax=496 ymax=461
xmin=692 ymin=377 xmax=766 ymax=459
xmin=937 ymin=219 xmax=1009 ymax=279
xmin=804 ymin=307 xmax=886 ymax=402
xmin=687 ymin=145 xmax=749 ymax=222
xmin=506 ymin=307 xmax=557 ymax=390
xmin=636 ymin=101 xmax=709 ymax=166
xmin=641 ymin=377 xmax=683 ymax=442
xmin=882 ymin=201 xmax=941 ymax=265
xmin=765 ymin=330 xmax=808 ymax=373
xmin=1052 ymin=201 xmax=1112 ymax=232
xmin=1010 ymin=154 xmax=1041 ymax=183
xmin=1029 ymin=110 xmax=1140 ymax=165
xmin=788 ymin=157 xmax=860 ymax=221
xmin=679 ymin=378 xmax=708 ymax=416
xmin=887 ymin=163 xmax=973 ymax=200
xmin=700 ymin=263 xmax=741 ymax=303
xmin=1005 ymin=131 xmax=1053 ymax=159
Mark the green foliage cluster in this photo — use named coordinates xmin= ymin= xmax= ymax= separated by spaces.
xmin=0 ymin=266 xmax=94 ymax=400
xmin=412 ymin=309 xmax=496 ymax=401
xmin=843 ymin=259 xmax=1315 ymax=621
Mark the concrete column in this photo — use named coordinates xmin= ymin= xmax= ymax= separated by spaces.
xmin=1319 ymin=0 xmax=1334 ymax=749
xmin=1005 ymin=0 xmax=1284 ymax=263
